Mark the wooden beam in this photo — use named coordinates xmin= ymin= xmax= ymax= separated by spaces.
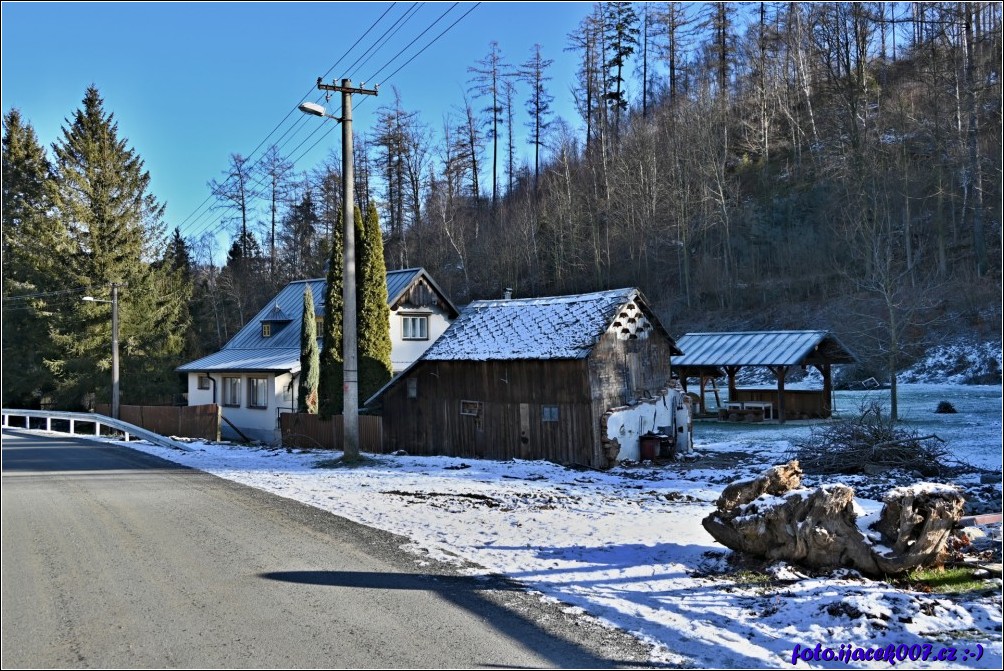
xmin=769 ymin=365 xmax=789 ymax=423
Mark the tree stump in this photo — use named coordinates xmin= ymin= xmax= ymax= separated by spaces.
xmin=702 ymin=461 xmax=965 ymax=575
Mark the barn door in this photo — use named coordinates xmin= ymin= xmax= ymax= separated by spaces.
xmin=519 ymin=403 xmax=531 ymax=459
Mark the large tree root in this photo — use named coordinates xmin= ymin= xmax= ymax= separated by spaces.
xmin=702 ymin=461 xmax=965 ymax=575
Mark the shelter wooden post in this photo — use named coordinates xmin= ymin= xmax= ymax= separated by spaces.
xmin=815 ymin=363 xmax=833 ymax=417
xmin=769 ymin=365 xmax=788 ymax=423
xmin=725 ymin=366 xmax=741 ymax=401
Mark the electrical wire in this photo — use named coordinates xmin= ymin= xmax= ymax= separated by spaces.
xmin=175 ymin=4 xmax=400 ymax=240
xmin=180 ymin=2 xmax=481 ymax=251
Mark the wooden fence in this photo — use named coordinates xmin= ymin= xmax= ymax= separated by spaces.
xmin=279 ymin=412 xmax=383 ymax=452
xmin=95 ymin=404 xmax=220 ymax=441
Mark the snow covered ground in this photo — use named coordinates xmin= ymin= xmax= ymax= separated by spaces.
xmin=113 ymin=384 xmax=1001 ymax=667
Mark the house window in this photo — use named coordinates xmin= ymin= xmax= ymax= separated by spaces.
xmin=315 ymin=315 xmax=324 ymax=334
xmin=248 ymin=377 xmax=268 ymax=409
xmin=460 ymin=400 xmax=481 ymax=416
xmin=542 ymin=405 xmax=560 ymax=422
xmin=402 ymin=315 xmax=429 ymax=340
xmin=222 ymin=376 xmax=241 ymax=407
xmin=197 ymin=375 xmax=211 ymax=390
xmin=407 ymin=378 xmax=418 ymax=399
xmin=262 ymin=323 xmax=272 ymax=338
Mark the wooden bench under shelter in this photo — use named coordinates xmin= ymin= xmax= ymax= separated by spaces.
xmin=671 ymin=330 xmax=858 ymax=423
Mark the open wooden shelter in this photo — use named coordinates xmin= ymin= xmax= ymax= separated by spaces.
xmin=672 ymin=331 xmax=857 ymax=422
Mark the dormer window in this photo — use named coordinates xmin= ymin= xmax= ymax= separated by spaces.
xmin=262 ymin=323 xmax=272 ymax=338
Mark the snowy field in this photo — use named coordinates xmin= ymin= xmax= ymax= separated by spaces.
xmin=105 ymin=383 xmax=1004 ymax=669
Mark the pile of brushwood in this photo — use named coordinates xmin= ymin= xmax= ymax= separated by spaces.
xmin=792 ymin=403 xmax=947 ymax=476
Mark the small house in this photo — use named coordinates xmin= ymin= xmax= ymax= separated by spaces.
xmin=178 ymin=268 xmax=458 ymax=443
xmin=368 ymin=288 xmax=692 ymax=469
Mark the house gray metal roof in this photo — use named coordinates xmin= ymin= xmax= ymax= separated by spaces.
xmin=178 ymin=268 xmax=458 ymax=374
xmin=178 ymin=278 xmax=325 ymax=374
xmin=671 ymin=331 xmax=857 ymax=369
xmin=422 ymin=287 xmax=679 ymax=361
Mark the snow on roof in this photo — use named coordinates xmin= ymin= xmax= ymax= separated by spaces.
xmin=179 ymin=268 xmax=455 ymax=374
xmin=422 ymin=288 xmax=661 ymax=361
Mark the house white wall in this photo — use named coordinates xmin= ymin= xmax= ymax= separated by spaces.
xmin=388 ymin=305 xmax=453 ymax=373
xmin=186 ymin=372 xmax=295 ymax=444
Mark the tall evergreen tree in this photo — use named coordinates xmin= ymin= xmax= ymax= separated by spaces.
xmin=357 ymin=202 xmax=393 ymax=405
xmin=603 ymin=1 xmax=641 ymax=137
xmin=1 ymin=109 xmax=63 ymax=407
xmin=319 ymin=209 xmax=344 ymax=417
xmin=298 ymin=285 xmax=320 ymax=414
xmin=46 ymin=86 xmax=189 ymax=408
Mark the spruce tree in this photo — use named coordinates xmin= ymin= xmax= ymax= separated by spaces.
xmin=47 ymin=86 xmax=190 ymax=409
xmin=319 ymin=209 xmax=344 ymax=417
xmin=1 ymin=109 xmax=64 ymax=407
xmin=298 ymin=285 xmax=320 ymax=413
xmin=357 ymin=201 xmax=393 ymax=405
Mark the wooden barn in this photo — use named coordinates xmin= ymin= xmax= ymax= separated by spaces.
xmin=367 ymin=288 xmax=689 ymax=469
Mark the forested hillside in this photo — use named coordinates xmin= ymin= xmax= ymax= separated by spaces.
xmin=4 ymin=3 xmax=1001 ymax=410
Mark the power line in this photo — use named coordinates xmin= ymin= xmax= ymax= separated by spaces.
xmin=2 ymin=286 xmax=91 ymax=303
xmin=175 ymin=4 xmax=400 ymax=240
xmin=181 ymin=3 xmax=482 ymax=253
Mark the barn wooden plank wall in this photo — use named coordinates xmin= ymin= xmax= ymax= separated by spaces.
xmin=381 ymin=359 xmax=600 ymax=466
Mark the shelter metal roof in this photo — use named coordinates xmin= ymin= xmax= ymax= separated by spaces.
xmin=671 ymin=331 xmax=857 ymax=369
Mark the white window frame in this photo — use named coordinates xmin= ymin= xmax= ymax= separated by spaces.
xmin=248 ymin=376 xmax=268 ymax=409
xmin=222 ymin=376 xmax=241 ymax=407
xmin=401 ymin=314 xmax=429 ymax=341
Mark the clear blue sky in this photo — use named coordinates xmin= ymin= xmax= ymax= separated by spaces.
xmin=2 ymin=2 xmax=598 ymax=253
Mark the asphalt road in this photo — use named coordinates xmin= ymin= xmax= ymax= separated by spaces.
xmin=1 ymin=430 xmax=651 ymax=668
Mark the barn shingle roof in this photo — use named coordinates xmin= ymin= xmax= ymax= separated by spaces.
xmin=422 ymin=287 xmax=678 ymax=361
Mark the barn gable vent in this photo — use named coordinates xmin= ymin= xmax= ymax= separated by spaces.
xmin=611 ymin=301 xmax=652 ymax=341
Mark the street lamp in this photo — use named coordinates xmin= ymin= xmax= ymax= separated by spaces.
xmin=298 ymin=80 xmax=376 ymax=461
xmin=83 ymin=283 xmax=121 ymax=420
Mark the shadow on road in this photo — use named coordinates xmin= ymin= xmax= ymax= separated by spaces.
xmin=260 ymin=569 xmax=521 ymax=592
xmin=259 ymin=569 xmax=653 ymax=668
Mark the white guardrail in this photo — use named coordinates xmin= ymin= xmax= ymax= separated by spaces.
xmin=1 ymin=408 xmax=193 ymax=452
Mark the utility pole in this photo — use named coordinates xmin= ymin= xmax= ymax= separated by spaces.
xmin=315 ymin=78 xmax=377 ymax=461
xmin=83 ymin=282 xmax=124 ymax=420
xmin=111 ymin=282 xmax=120 ymax=420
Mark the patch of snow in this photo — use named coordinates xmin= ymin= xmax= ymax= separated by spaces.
xmin=103 ymin=383 xmax=1002 ymax=668
xmin=900 ymin=339 xmax=1003 ymax=385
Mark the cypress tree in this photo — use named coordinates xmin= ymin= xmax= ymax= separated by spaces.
xmin=46 ymin=86 xmax=190 ymax=409
xmin=1 ymin=109 xmax=64 ymax=407
xmin=357 ymin=201 xmax=393 ymax=404
xmin=298 ymin=284 xmax=320 ymax=413
xmin=319 ymin=209 xmax=344 ymax=417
